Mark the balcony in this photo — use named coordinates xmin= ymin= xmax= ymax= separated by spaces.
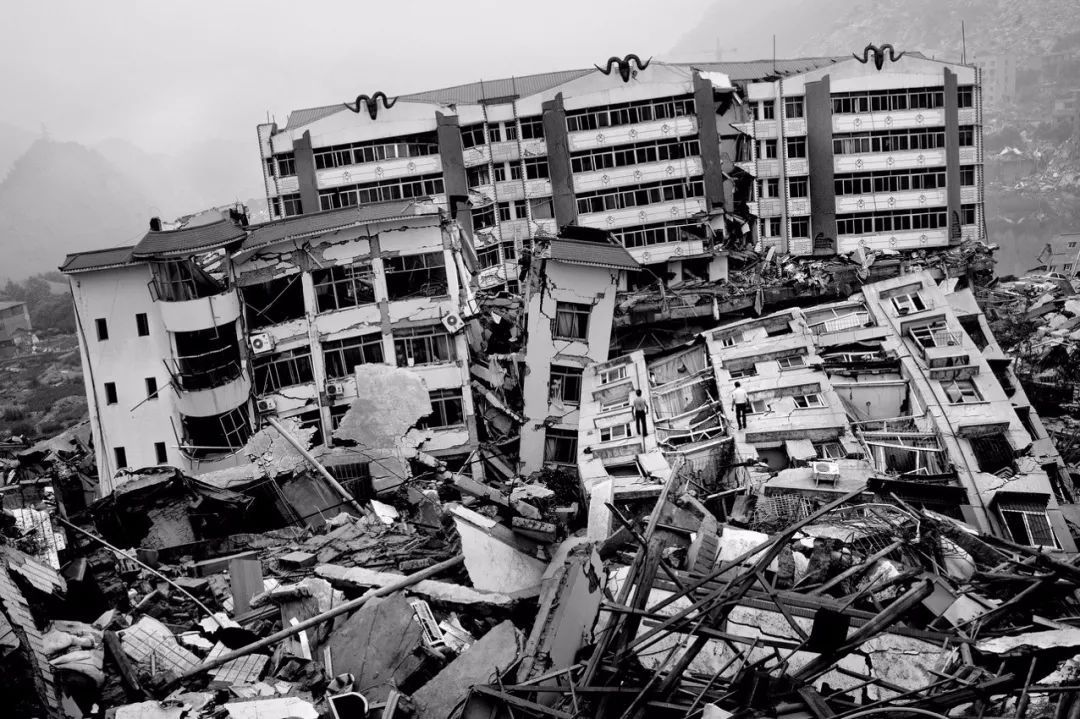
xmin=786 ymin=158 xmax=809 ymax=175
xmin=959 ymin=147 xmax=977 ymax=164
xmin=520 ymin=138 xmax=547 ymax=157
xmin=958 ymin=108 xmax=977 ymax=125
xmin=463 ymin=145 xmax=490 ymax=168
xmin=315 ymin=154 xmax=442 ymax=189
xmin=960 ymin=186 xmax=978 ymax=203
xmin=573 ymin=157 xmax=704 ymax=194
xmin=490 ymin=141 xmax=520 ymax=164
xmin=577 ymin=198 xmax=708 ymax=231
xmin=497 ymin=218 xmax=531 ymax=241
xmin=837 ymin=228 xmax=948 ymax=254
xmin=788 ymin=197 xmax=811 ymax=215
xmin=784 ymin=118 xmax=807 ymax=136
xmin=836 ymin=189 xmax=947 ymax=214
xmin=748 ymin=198 xmax=783 ymax=217
xmin=834 ymin=149 xmax=946 ymax=174
xmin=832 ymin=109 xmax=946 ymax=134
xmin=746 ymin=120 xmax=778 ymax=139
xmin=173 ymin=366 xmax=251 ymax=418
xmin=567 ymin=116 xmax=698 ymax=153
xmin=624 ymin=236 xmax=709 ymax=266
xmin=156 ymin=288 xmax=241 ymax=334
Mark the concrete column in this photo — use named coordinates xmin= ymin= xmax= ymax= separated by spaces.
xmin=294 ymin=131 xmax=319 ymax=216
xmin=806 ymin=75 xmax=837 ymax=256
xmin=693 ymin=72 xmax=727 ymax=212
xmin=437 ymin=112 xmax=473 ymax=236
xmin=943 ymin=68 xmax=962 ymax=245
xmin=542 ymin=93 xmax=577 ymax=228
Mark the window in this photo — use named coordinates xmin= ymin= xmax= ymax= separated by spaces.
xmin=281 ymin=194 xmax=303 ymax=217
xmin=384 ymin=252 xmax=448 ymax=301
xmin=329 ymin=403 xmax=351 ymax=431
xmin=477 ymin=245 xmax=500 ymax=269
xmin=788 ymin=178 xmax=808 ymax=198
xmin=961 ymin=204 xmax=976 ymax=225
xmin=524 ymin=158 xmax=549 ymax=180
xmin=550 ymin=365 xmax=583 ymax=405
xmin=104 ymin=382 xmax=118 ymax=405
xmin=565 ymin=95 xmax=695 ymax=132
xmin=136 ymin=313 xmax=149 ymax=337
xmin=1000 ymin=502 xmax=1057 ymax=548
xmin=554 ymin=302 xmax=591 ymax=341
xmin=145 ymin=377 xmax=158 ymax=400
xmin=253 ymin=348 xmax=314 ymax=394
xmin=718 ymin=332 xmax=742 ymax=348
xmin=323 ymin=332 xmax=385 ymax=379
xmin=394 ymin=325 xmax=456 ymax=365
xmin=1065 ymin=263 xmax=1074 ymax=271
xmin=243 ymin=274 xmax=306 ymax=329
xmin=958 ymin=86 xmax=974 ymax=108
xmin=729 ymin=365 xmax=757 ymax=379
xmin=943 ymin=379 xmax=982 ymax=404
xmin=960 ymin=166 xmax=975 ymax=186
xmin=600 ymin=364 xmax=628 ymax=385
xmin=95 ymin=318 xmax=109 ymax=341
xmin=814 ymin=441 xmax=845 ymax=459
xmin=294 ymin=408 xmax=325 ymax=448
xmin=759 ymin=102 xmax=775 ymax=120
xmin=113 ymin=447 xmax=127 ymax=470
xmin=467 ymin=166 xmax=491 ymax=187
xmin=420 ymin=388 xmax=465 ymax=429
xmin=461 ymin=124 xmax=486 ymax=148
xmin=313 ymin=262 xmax=376 ymax=312
xmin=749 ymin=398 xmax=769 ymax=413
xmin=760 ymin=139 xmax=778 ymax=159
xmin=959 ymin=126 xmax=975 ymax=146
xmin=790 ymin=218 xmax=810 ymax=238
xmin=786 ymin=137 xmax=807 ymax=158
xmin=760 ymin=178 xmax=780 ymax=198
xmin=784 ymin=96 xmax=804 ymax=119
xmin=530 ymin=197 xmax=554 ymax=219
xmin=1069 ymin=242 xmax=1078 ymax=248
xmin=318 ymin=174 xmax=444 ymax=210
xmin=487 ymin=124 xmax=502 ymax=143
xmin=276 ymin=153 xmax=296 ymax=176
xmin=520 ymin=117 xmax=545 ymax=139
xmin=544 ymin=428 xmax=577 ymax=464
xmin=600 ymin=423 xmax=631 ymax=442
xmin=792 ymin=393 xmax=825 ymax=409
xmin=265 ymin=157 xmax=276 ymax=178
xmin=154 ymin=442 xmax=167 ymax=464
xmin=891 ymin=292 xmax=927 ymax=314
xmin=777 ymin=356 xmax=804 ymax=369
xmin=767 ymin=218 xmax=782 ymax=237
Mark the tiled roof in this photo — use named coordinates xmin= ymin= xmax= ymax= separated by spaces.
xmin=283 ymin=104 xmax=348 ymax=131
xmin=241 ymin=200 xmax=439 ymax=252
xmin=132 ymin=216 xmax=247 ymax=259
xmin=59 ymin=246 xmax=136 ymax=274
xmin=399 ymin=68 xmax=594 ymax=106
xmin=690 ymin=56 xmax=845 ymax=80
xmin=548 ymin=237 xmax=639 ymax=270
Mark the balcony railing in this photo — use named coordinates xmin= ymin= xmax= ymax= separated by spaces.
xmin=808 ymin=311 xmax=871 ymax=335
xmin=171 ymin=345 xmax=244 ymax=392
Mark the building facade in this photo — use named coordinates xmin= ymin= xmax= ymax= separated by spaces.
xmin=62 ymin=202 xmax=480 ymax=493
xmin=0 ymin=301 xmax=31 ymax=347
xmin=737 ymin=52 xmax=985 ymax=257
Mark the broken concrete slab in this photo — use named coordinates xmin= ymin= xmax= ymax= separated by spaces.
xmin=978 ymin=627 xmax=1080 ymax=655
xmin=411 ymin=620 xmax=522 ymax=719
xmin=316 ymin=563 xmax=534 ymax=607
xmin=449 ymin=504 xmax=547 ymax=593
xmin=118 ymin=616 xmax=201 ymax=675
xmin=277 ymin=551 xmax=317 ymax=569
xmin=224 ymin=697 xmax=319 ymax=719
xmin=325 ymin=593 xmax=424 ymax=704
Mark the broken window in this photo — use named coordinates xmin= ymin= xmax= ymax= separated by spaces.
xmin=419 ymin=388 xmax=465 ymax=429
xmin=792 ymin=393 xmax=825 ymax=409
xmin=784 ymin=96 xmax=804 ymax=119
xmin=384 ymin=252 xmax=448 ymax=300
xmin=114 ymin=447 xmax=127 ymax=470
xmin=600 ymin=423 xmax=631 ymax=442
xmin=553 ymin=302 xmax=591 ymax=341
xmin=477 ymin=245 xmax=500 ymax=269
xmin=95 ymin=318 xmax=109 ymax=341
xmin=729 ymin=365 xmax=757 ymax=379
xmin=749 ymin=398 xmax=769 ymax=413
xmin=786 ymin=137 xmax=807 ymax=158
xmin=908 ymin=320 xmax=953 ymax=349
xmin=550 ymin=365 xmax=583 ymax=405
xmin=154 ymin=442 xmax=167 ymax=464
xmin=544 ymin=428 xmax=577 ymax=464
xmin=318 ymin=175 xmax=445 ymax=210
xmin=104 ymin=382 xmax=118 ymax=405
xmin=329 ymin=403 xmax=350 ymax=432
xmin=891 ymin=292 xmax=928 ymax=315
xmin=530 ymin=197 xmax=554 ymax=220
xmin=473 ymin=203 xmax=496 ymax=231
xmin=253 ymin=348 xmax=314 ymax=394
xmin=999 ymin=501 xmax=1057 ymax=548
xmin=313 ymin=262 xmax=376 ymax=313
xmin=461 ymin=124 xmax=486 ymax=148
xmin=958 ymin=316 xmax=988 ymax=350
xmin=576 ymin=177 xmax=705 ymax=215
xmin=295 ymin=409 xmax=325 ymax=448
xmin=969 ymin=432 xmax=1014 ymax=473
xmin=323 ymin=332 xmax=385 ymax=379
xmin=136 ymin=313 xmax=149 ymax=337
xmin=599 ymin=364 xmax=628 ymax=385
xmin=777 ymin=356 xmax=804 ymax=369
xmin=466 ymin=166 xmax=491 ymax=187
xmin=394 ymin=325 xmax=456 ymax=366
xmin=174 ymin=325 xmax=242 ymax=391
xmin=182 ymin=406 xmax=251 ymax=457
xmin=328 ymin=462 xmax=373 ymax=499
xmin=719 ymin=332 xmax=742 ymax=348
xmin=243 ymin=274 xmax=306 ymax=329
xmin=814 ymin=441 xmax=845 ymax=459
xmin=943 ymin=379 xmax=982 ymax=404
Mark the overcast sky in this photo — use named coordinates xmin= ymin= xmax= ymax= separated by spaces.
xmin=4 ymin=0 xmax=723 ymax=155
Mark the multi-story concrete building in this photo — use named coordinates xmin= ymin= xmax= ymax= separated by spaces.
xmin=979 ymin=53 xmax=1017 ymax=108
xmin=0 ymin=301 xmax=31 ymax=348
xmin=256 ymin=57 xmax=879 ymax=289
xmin=1036 ymin=232 xmax=1080 ymax=276
xmin=737 ymin=51 xmax=985 ymax=257
xmin=62 ymin=200 xmax=480 ymax=494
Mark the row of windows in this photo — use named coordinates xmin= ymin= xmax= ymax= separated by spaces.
xmin=833 ymin=168 xmax=948 ymax=195
xmin=576 ymin=177 xmax=705 ymax=215
xmin=461 ymin=117 xmax=545 ymax=148
xmin=614 ymin=221 xmax=700 ymax=249
xmin=569 ymin=138 xmax=700 ymax=174
xmin=752 ymin=97 xmax=805 ymax=121
xmin=831 ymin=86 xmax=954 ymax=114
xmin=102 ymin=376 xmax=159 ymax=406
xmin=313 ymin=132 xmax=439 ymax=170
xmin=94 ymin=313 xmax=150 ymax=342
xmin=476 ymin=240 xmax=518 ymax=269
xmin=837 ymin=208 xmax=948 ymax=235
xmin=763 ymin=217 xmax=810 ymax=238
xmin=755 ymin=137 xmax=806 ymax=159
xmin=475 ymin=200 xmax=527 ymax=230
xmin=267 ymin=152 xmax=296 ymax=178
xmin=112 ymin=441 xmax=170 ymax=470
xmin=273 ymin=194 xmax=303 ymax=218
xmin=317 ymin=174 xmax=445 ymax=211
xmin=565 ymin=95 xmax=695 ymax=133
xmin=834 ymin=128 xmax=941 ymax=155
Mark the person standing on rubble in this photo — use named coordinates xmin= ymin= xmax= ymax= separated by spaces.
xmin=732 ymin=381 xmax=749 ymax=430
xmin=632 ymin=389 xmax=649 ymax=437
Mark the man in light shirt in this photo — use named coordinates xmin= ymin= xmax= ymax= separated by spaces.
xmin=732 ymin=381 xmax=749 ymax=430
xmin=632 ymin=389 xmax=649 ymax=437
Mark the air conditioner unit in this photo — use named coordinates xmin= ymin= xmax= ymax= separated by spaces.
xmin=255 ymin=397 xmax=276 ymax=413
xmin=812 ymin=461 xmax=840 ymax=486
xmin=441 ymin=312 xmax=464 ymax=334
xmin=326 ymin=383 xmax=345 ymax=398
xmin=249 ymin=332 xmax=274 ymax=355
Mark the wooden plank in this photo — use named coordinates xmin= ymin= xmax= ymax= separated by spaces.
xmin=452 ymin=474 xmax=540 ymax=519
xmin=797 ymin=687 xmax=836 ymax=719
xmin=104 ymin=630 xmax=144 ymax=699
xmin=191 ymin=550 xmax=259 ymax=577
xmin=229 ymin=558 xmax=263 ymax=616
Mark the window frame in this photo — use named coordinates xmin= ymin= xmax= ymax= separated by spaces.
xmin=549 ymin=365 xmax=584 ymax=405
xmin=323 ymin=332 xmax=385 ymax=379
xmin=792 ymin=393 xmax=825 ymax=409
xmin=553 ymin=301 xmax=592 ymax=341
xmin=393 ymin=325 xmax=457 ymax=366
xmin=543 ymin=427 xmax=578 ymax=465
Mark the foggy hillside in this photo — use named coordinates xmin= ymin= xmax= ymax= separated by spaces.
xmin=0 ymin=122 xmax=37 ymax=182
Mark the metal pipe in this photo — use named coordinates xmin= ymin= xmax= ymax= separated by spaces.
xmin=265 ymin=416 xmax=370 ymax=518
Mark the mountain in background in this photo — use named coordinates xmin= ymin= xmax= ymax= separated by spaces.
xmin=0 ymin=122 xmax=38 ymax=182
xmin=0 ymin=139 xmax=154 ymax=280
